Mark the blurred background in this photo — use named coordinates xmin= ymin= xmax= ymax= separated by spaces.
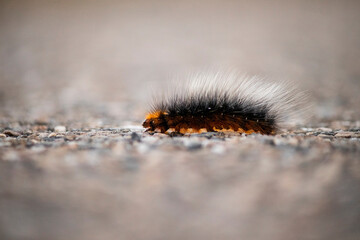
xmin=1 ymin=0 xmax=360 ymax=123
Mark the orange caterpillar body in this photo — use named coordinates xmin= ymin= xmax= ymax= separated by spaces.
xmin=143 ymin=111 xmax=275 ymax=134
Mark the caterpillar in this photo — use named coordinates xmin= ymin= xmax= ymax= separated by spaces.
xmin=143 ymin=72 xmax=308 ymax=135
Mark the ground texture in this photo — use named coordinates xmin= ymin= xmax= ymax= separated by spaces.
xmin=1 ymin=118 xmax=359 ymax=240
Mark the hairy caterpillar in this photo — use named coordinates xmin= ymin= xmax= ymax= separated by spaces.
xmin=143 ymin=72 xmax=307 ymax=135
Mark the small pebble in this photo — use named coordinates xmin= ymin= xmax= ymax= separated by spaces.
xmin=318 ymin=134 xmax=333 ymax=139
xmin=48 ymin=133 xmax=57 ymax=137
xmin=38 ymin=133 xmax=49 ymax=138
xmin=335 ymin=132 xmax=353 ymax=138
xmin=25 ymin=130 xmax=33 ymax=135
xmin=316 ymin=127 xmax=332 ymax=132
xmin=55 ymin=126 xmax=66 ymax=133
xmin=65 ymin=135 xmax=76 ymax=141
xmin=301 ymin=127 xmax=314 ymax=131
xmin=3 ymin=130 xmax=21 ymax=137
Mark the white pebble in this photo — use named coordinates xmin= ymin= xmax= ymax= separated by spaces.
xmin=54 ymin=125 xmax=66 ymax=133
xmin=316 ymin=127 xmax=332 ymax=132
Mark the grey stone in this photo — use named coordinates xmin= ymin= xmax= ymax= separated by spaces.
xmin=3 ymin=130 xmax=21 ymax=137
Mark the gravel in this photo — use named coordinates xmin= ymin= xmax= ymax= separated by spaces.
xmin=1 ymin=118 xmax=359 ymax=240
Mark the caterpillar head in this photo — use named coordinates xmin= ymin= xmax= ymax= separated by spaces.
xmin=142 ymin=111 xmax=168 ymax=133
